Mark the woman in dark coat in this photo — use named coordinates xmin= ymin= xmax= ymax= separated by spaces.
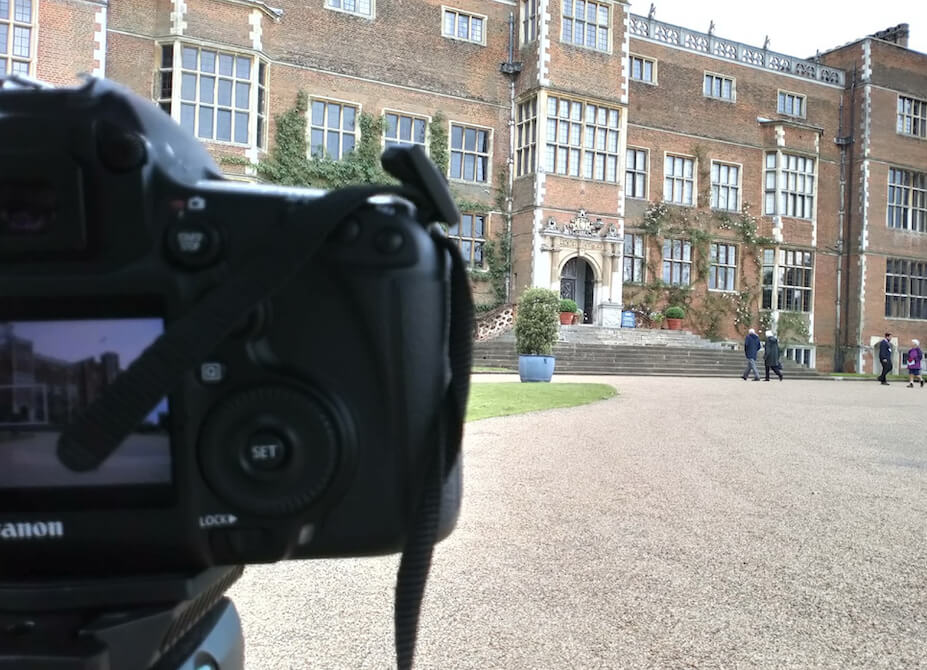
xmin=764 ymin=330 xmax=783 ymax=381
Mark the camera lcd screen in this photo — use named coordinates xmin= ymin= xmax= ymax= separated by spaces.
xmin=0 ymin=318 xmax=171 ymax=491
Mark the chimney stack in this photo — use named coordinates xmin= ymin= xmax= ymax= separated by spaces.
xmin=869 ymin=23 xmax=910 ymax=48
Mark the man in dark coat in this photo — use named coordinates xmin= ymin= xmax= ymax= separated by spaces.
xmin=878 ymin=333 xmax=893 ymax=385
xmin=742 ymin=328 xmax=761 ymax=381
xmin=764 ymin=330 xmax=783 ymax=381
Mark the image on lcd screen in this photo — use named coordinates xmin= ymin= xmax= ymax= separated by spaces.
xmin=0 ymin=319 xmax=170 ymax=489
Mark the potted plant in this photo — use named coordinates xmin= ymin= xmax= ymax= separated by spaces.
xmin=665 ymin=305 xmax=685 ymax=330
xmin=573 ymin=309 xmax=583 ymax=325
xmin=559 ymin=298 xmax=578 ymax=325
xmin=516 ymin=288 xmax=560 ymax=382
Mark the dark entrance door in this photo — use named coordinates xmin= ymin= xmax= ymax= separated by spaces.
xmin=559 ymin=257 xmax=594 ymax=323
xmin=560 ymin=258 xmax=577 ymax=301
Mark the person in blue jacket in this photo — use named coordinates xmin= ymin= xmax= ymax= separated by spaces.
xmin=742 ymin=328 xmax=761 ymax=381
xmin=878 ymin=333 xmax=893 ymax=385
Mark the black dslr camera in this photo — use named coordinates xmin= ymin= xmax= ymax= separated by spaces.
xmin=0 ymin=76 xmax=471 ymax=670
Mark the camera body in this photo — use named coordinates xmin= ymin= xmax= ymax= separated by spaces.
xmin=0 ymin=78 xmax=461 ymax=579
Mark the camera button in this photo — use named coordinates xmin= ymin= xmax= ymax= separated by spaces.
xmin=374 ymin=229 xmax=404 ymax=255
xmin=243 ymin=431 xmax=288 ymax=472
xmin=166 ymin=221 xmax=221 ymax=269
xmin=199 ymin=361 xmax=226 ymax=384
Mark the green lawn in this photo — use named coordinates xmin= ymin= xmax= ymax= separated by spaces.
xmin=466 ymin=382 xmax=617 ymax=422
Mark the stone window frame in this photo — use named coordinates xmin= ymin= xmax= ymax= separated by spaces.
xmin=449 ymin=212 xmax=489 ymax=269
xmin=441 ymin=6 xmax=487 ymax=46
xmin=382 ymin=109 xmax=430 ymax=152
xmin=897 ymin=94 xmax=927 ymax=139
xmin=703 ymin=71 xmax=735 ymax=102
xmin=308 ymin=96 xmax=361 ymax=160
xmin=625 ymin=147 xmax=648 ymax=199
xmin=324 ymin=0 xmax=374 ymax=20
xmin=158 ymin=41 xmax=267 ymax=151
xmin=885 ymin=258 xmax=927 ymax=321
xmin=448 ymin=121 xmax=493 ymax=184
xmin=561 ymin=0 xmax=611 ymax=54
xmin=777 ymin=89 xmax=806 ymax=118
xmin=764 ymin=151 xmax=815 ymax=220
xmin=776 ymin=249 xmax=813 ymax=313
xmin=520 ymin=0 xmax=538 ymax=45
xmin=710 ymin=160 xmax=741 ymax=212
xmin=663 ymin=152 xmax=696 ymax=207
xmin=708 ymin=242 xmax=737 ymax=293
xmin=662 ymin=238 xmax=693 ymax=286
xmin=629 ymin=54 xmax=656 ymax=85
xmin=515 ymin=97 xmax=537 ymax=177
xmin=623 ymin=232 xmax=646 ymax=284
xmin=544 ymin=96 xmax=621 ymax=183
xmin=0 ymin=0 xmax=35 ymax=77
xmin=887 ymin=166 xmax=927 ymax=233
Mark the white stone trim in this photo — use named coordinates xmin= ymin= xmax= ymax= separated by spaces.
xmin=532 ymin=207 xmax=548 ymax=288
xmin=538 ymin=0 xmax=551 ymax=86
xmin=249 ymin=9 xmax=262 ymax=51
xmin=171 ymin=0 xmax=188 ymax=36
xmin=861 ymin=40 xmax=872 ymax=82
xmin=92 ymin=5 xmax=108 ymax=78
xmin=620 ymin=10 xmax=630 ymax=105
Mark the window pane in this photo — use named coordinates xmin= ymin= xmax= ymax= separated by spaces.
xmin=451 ymin=125 xmax=463 ymax=148
xmin=200 ymin=50 xmax=216 ymax=73
xmin=235 ymin=82 xmax=250 ymax=109
xmin=216 ymin=109 xmax=232 ymax=141
xmin=199 ymin=75 xmax=214 ymax=103
xmin=182 ymin=46 xmax=197 ymax=69
xmin=327 ymin=133 xmax=339 ymax=158
xmin=180 ymin=103 xmax=195 ymax=132
xmin=343 ymin=106 xmax=356 ymax=131
xmin=218 ymin=53 xmax=234 ymax=76
xmin=181 ymin=73 xmax=196 ymax=101
xmin=236 ymin=56 xmax=250 ymax=79
xmin=0 ymin=25 xmax=6 ymax=54
xmin=343 ymin=133 xmax=355 ymax=155
xmin=198 ymin=107 xmax=214 ymax=138
xmin=0 ymin=0 xmax=8 ymax=19
xmin=14 ymin=0 xmax=30 ymax=22
xmin=217 ymin=79 xmax=232 ymax=106
xmin=234 ymin=112 xmax=248 ymax=143
xmin=413 ymin=119 xmax=426 ymax=143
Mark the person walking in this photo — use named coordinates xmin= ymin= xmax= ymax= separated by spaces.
xmin=878 ymin=333 xmax=893 ymax=385
xmin=906 ymin=339 xmax=923 ymax=388
xmin=742 ymin=328 xmax=761 ymax=381
xmin=764 ymin=330 xmax=783 ymax=381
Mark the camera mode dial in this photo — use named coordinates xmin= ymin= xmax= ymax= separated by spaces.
xmin=198 ymin=386 xmax=339 ymax=517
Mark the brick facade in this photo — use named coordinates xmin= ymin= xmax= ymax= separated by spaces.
xmin=19 ymin=1 xmax=927 ymax=372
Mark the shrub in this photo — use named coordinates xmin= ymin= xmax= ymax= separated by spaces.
xmin=665 ymin=305 xmax=686 ymax=319
xmin=515 ymin=288 xmax=560 ymax=355
xmin=559 ymin=298 xmax=578 ymax=313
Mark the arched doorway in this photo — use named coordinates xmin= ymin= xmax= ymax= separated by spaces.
xmin=560 ymin=257 xmax=595 ymax=324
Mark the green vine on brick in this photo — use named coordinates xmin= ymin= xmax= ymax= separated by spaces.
xmin=776 ymin=311 xmax=811 ymax=344
xmin=428 ymin=112 xmax=449 ymax=177
xmin=257 ymin=91 xmax=394 ymax=188
xmin=481 ymin=167 xmax=512 ymax=306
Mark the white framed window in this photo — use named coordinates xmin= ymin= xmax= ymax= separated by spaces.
xmin=664 ymin=154 xmax=695 ymax=205
xmin=885 ymin=258 xmax=927 ymax=320
xmin=520 ymin=0 xmax=538 ymax=44
xmin=442 ymin=8 xmax=486 ymax=45
xmin=562 ymin=0 xmax=609 ymax=52
xmin=516 ymin=98 xmax=537 ymax=177
xmin=778 ymin=249 xmax=813 ymax=312
xmin=0 ymin=0 xmax=34 ymax=76
xmin=545 ymin=96 xmax=621 ymax=183
xmin=163 ymin=43 xmax=266 ymax=148
xmin=384 ymin=111 xmax=427 ymax=149
xmin=662 ymin=239 xmax=692 ymax=286
xmin=325 ymin=0 xmax=373 ymax=18
xmin=785 ymin=347 xmax=813 ymax=367
xmin=709 ymin=243 xmax=736 ymax=292
xmin=449 ymin=213 xmax=487 ymax=268
xmin=450 ymin=123 xmax=490 ymax=183
xmin=704 ymin=72 xmax=735 ymax=101
xmin=623 ymin=233 xmax=645 ymax=283
xmin=764 ymin=152 xmax=815 ymax=219
xmin=710 ymin=161 xmax=740 ymax=211
xmin=887 ymin=167 xmax=927 ymax=232
xmin=897 ymin=95 xmax=926 ymax=139
xmin=630 ymin=55 xmax=655 ymax=83
xmin=625 ymin=148 xmax=648 ymax=199
xmin=310 ymin=98 xmax=358 ymax=159
xmin=778 ymin=90 xmax=805 ymax=117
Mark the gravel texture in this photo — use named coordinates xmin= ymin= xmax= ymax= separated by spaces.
xmin=228 ymin=375 xmax=927 ymax=669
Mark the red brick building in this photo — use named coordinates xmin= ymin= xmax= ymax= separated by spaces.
xmin=6 ymin=0 xmax=926 ymax=372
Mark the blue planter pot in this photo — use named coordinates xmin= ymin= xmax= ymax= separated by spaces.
xmin=518 ymin=354 xmax=556 ymax=382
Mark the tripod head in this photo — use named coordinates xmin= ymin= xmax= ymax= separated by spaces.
xmin=0 ymin=568 xmax=244 ymax=670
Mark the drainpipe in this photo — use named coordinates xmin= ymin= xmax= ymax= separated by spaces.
xmin=500 ymin=13 xmax=522 ymax=304
xmin=841 ymin=67 xmax=859 ymax=370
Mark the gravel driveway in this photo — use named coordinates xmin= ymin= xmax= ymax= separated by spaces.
xmin=228 ymin=375 xmax=927 ymax=669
